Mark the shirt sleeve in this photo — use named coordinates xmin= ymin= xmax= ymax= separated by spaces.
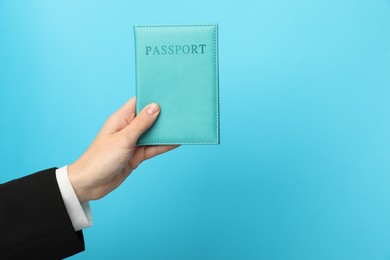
xmin=55 ymin=166 xmax=92 ymax=231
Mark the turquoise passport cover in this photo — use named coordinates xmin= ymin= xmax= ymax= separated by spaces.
xmin=134 ymin=24 xmax=219 ymax=145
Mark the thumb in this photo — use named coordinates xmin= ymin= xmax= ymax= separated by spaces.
xmin=120 ymin=102 xmax=160 ymax=144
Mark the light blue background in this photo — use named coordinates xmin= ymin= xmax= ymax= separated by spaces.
xmin=1 ymin=1 xmax=390 ymax=259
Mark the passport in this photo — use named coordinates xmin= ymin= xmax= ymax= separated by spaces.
xmin=134 ymin=24 xmax=219 ymax=145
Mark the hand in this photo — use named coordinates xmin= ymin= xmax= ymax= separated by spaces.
xmin=68 ymin=97 xmax=179 ymax=203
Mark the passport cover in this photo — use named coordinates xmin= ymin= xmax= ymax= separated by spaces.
xmin=134 ymin=24 xmax=219 ymax=145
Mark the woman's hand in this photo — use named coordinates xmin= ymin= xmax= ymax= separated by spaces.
xmin=68 ymin=97 xmax=179 ymax=203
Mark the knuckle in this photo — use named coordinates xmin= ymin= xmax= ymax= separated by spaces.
xmin=136 ymin=113 xmax=152 ymax=129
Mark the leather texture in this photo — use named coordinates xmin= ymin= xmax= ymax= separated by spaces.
xmin=134 ymin=24 xmax=219 ymax=145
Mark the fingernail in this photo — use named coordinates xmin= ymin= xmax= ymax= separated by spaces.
xmin=146 ymin=103 xmax=158 ymax=114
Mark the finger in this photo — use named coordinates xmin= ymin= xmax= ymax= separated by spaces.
xmin=101 ymin=97 xmax=136 ymax=135
xmin=144 ymin=145 xmax=180 ymax=160
xmin=121 ymin=102 xmax=160 ymax=144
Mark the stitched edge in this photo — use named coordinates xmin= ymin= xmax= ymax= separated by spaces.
xmin=134 ymin=24 xmax=217 ymax=28
xmin=214 ymin=24 xmax=219 ymax=144
xmin=134 ymin=24 xmax=219 ymax=145
xmin=137 ymin=142 xmax=218 ymax=145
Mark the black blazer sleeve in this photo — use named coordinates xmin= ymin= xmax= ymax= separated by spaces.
xmin=0 ymin=168 xmax=85 ymax=259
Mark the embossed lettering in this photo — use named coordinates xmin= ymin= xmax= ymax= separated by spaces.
xmin=191 ymin=45 xmax=198 ymax=54
xmin=146 ymin=46 xmax=152 ymax=55
xmin=175 ymin=45 xmax=181 ymax=54
xmin=182 ymin=45 xmax=190 ymax=54
xmin=168 ymin=45 xmax=174 ymax=54
xmin=152 ymin=46 xmax=160 ymax=55
xmin=161 ymin=45 xmax=167 ymax=55
xmin=199 ymin=44 xmax=206 ymax=54
xmin=145 ymin=44 xmax=207 ymax=55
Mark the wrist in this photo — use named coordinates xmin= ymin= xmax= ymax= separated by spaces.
xmin=68 ymin=162 xmax=90 ymax=204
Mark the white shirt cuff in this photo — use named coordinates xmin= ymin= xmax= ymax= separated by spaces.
xmin=55 ymin=166 xmax=92 ymax=231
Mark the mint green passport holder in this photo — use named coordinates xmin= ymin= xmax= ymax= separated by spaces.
xmin=134 ymin=24 xmax=219 ymax=145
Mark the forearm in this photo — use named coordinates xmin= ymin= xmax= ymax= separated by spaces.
xmin=0 ymin=168 xmax=85 ymax=259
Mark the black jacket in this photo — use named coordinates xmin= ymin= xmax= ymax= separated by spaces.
xmin=0 ymin=168 xmax=85 ymax=259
